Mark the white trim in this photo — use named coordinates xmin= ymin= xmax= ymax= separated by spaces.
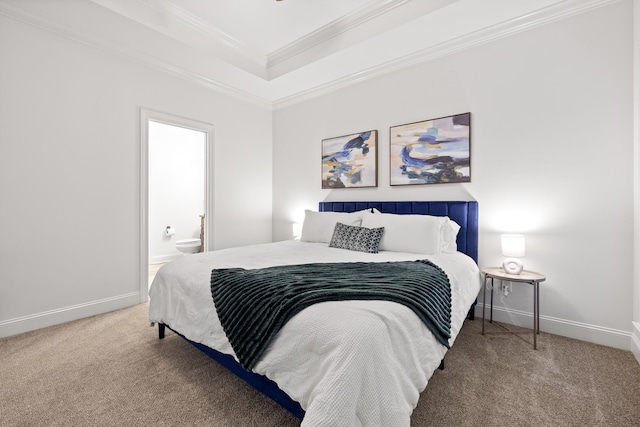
xmin=134 ymin=0 xmax=267 ymax=66
xmin=138 ymin=61 xmax=271 ymax=110
xmin=139 ymin=108 xmax=215 ymax=303
xmin=150 ymin=253 xmax=183 ymax=264
xmin=273 ymin=0 xmax=622 ymax=109
xmin=140 ymin=109 xmax=149 ymax=303
xmin=98 ymin=0 xmax=415 ymax=77
xmin=632 ymin=322 xmax=640 ymax=365
xmin=90 ymin=0 xmax=268 ymax=78
xmin=1 ymin=0 xmax=620 ymax=110
xmin=0 ymin=292 xmax=140 ymax=339
xmin=268 ymin=0 xmax=411 ymax=68
xmin=633 ymin=0 xmax=640 ymax=368
xmin=475 ymin=303 xmax=632 ymax=351
xmin=0 ymin=2 xmax=272 ymax=110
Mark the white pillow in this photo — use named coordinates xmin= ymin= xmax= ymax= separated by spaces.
xmin=300 ymin=210 xmax=363 ymax=243
xmin=441 ymin=218 xmax=461 ymax=253
xmin=360 ymin=213 xmax=447 ymax=254
xmin=349 ymin=208 xmax=381 ymax=216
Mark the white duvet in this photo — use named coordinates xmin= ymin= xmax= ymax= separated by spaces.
xmin=148 ymin=240 xmax=481 ymax=426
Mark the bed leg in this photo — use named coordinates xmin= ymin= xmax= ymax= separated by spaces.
xmin=467 ymin=300 xmax=477 ymax=320
xmin=158 ymin=323 xmax=165 ymax=339
xmin=438 ymin=359 xmax=445 ymax=370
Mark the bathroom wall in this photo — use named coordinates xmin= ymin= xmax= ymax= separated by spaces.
xmin=149 ymin=121 xmax=205 ymax=263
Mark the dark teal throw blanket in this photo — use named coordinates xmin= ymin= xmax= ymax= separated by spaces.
xmin=210 ymin=260 xmax=452 ymax=370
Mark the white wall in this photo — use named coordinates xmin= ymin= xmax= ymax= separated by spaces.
xmin=273 ymin=2 xmax=634 ymax=349
xmin=0 ymin=15 xmax=272 ymax=337
xmin=149 ymin=121 xmax=205 ymax=263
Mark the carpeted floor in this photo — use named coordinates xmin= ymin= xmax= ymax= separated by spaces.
xmin=1 ymin=303 xmax=639 ymax=426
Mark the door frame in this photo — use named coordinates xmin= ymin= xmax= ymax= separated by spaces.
xmin=139 ymin=108 xmax=214 ymax=302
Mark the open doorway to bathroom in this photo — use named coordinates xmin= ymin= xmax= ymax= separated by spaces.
xmin=140 ymin=109 xmax=214 ymax=301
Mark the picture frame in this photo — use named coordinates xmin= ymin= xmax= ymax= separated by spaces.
xmin=389 ymin=112 xmax=471 ymax=186
xmin=321 ymin=130 xmax=378 ymax=189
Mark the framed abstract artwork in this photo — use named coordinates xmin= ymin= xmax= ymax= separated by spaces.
xmin=321 ymin=130 xmax=378 ymax=189
xmin=389 ymin=112 xmax=471 ymax=185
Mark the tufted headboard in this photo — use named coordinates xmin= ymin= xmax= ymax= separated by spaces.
xmin=318 ymin=201 xmax=478 ymax=263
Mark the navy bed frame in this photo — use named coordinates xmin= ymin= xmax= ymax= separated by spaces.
xmin=158 ymin=200 xmax=478 ymax=420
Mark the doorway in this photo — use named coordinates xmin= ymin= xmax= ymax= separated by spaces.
xmin=140 ymin=109 xmax=214 ymax=302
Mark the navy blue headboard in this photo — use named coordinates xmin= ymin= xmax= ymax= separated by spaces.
xmin=318 ymin=201 xmax=478 ymax=263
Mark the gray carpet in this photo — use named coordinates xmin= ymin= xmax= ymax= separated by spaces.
xmin=1 ymin=304 xmax=639 ymax=426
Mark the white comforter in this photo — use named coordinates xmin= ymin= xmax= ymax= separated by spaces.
xmin=148 ymin=240 xmax=481 ymax=426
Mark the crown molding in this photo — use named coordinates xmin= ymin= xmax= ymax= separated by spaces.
xmin=273 ymin=0 xmax=623 ymax=109
xmin=150 ymin=61 xmax=272 ymax=110
xmin=0 ymin=1 xmax=272 ymax=110
xmin=93 ymin=0 xmax=424 ymax=80
xmin=0 ymin=0 xmax=622 ymax=111
xmin=267 ymin=0 xmax=411 ymax=69
xmin=132 ymin=0 xmax=267 ymax=68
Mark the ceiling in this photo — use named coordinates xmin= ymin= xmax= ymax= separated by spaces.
xmin=0 ymin=0 xmax=612 ymax=108
xmin=88 ymin=0 xmax=460 ymax=79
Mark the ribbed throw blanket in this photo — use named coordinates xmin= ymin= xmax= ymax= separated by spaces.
xmin=210 ymin=260 xmax=451 ymax=370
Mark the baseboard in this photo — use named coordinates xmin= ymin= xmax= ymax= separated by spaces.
xmin=150 ymin=253 xmax=182 ymax=264
xmin=0 ymin=292 xmax=141 ymax=339
xmin=475 ymin=303 xmax=632 ymax=351
xmin=632 ymin=321 xmax=640 ymax=365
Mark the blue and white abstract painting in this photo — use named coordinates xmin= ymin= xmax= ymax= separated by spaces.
xmin=390 ymin=113 xmax=471 ymax=185
xmin=322 ymin=130 xmax=377 ymax=189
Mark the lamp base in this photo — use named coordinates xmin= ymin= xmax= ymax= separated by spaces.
xmin=502 ymin=258 xmax=523 ymax=275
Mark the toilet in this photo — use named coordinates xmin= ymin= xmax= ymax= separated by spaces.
xmin=175 ymin=238 xmax=201 ymax=255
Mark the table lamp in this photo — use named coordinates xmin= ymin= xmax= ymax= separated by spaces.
xmin=501 ymin=234 xmax=525 ymax=274
xmin=292 ymin=223 xmax=302 ymax=240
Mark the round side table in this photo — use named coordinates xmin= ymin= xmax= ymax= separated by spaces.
xmin=481 ymin=267 xmax=546 ymax=349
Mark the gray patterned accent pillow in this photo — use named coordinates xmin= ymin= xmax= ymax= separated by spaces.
xmin=329 ymin=222 xmax=385 ymax=254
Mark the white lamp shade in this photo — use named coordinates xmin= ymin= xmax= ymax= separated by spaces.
xmin=501 ymin=234 xmax=525 ymax=257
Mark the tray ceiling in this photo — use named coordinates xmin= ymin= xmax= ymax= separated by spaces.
xmin=0 ymin=0 xmax=614 ymax=108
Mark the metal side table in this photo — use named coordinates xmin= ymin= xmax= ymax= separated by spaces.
xmin=481 ymin=267 xmax=546 ymax=349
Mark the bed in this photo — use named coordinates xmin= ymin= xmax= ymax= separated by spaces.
xmin=149 ymin=200 xmax=480 ymax=426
